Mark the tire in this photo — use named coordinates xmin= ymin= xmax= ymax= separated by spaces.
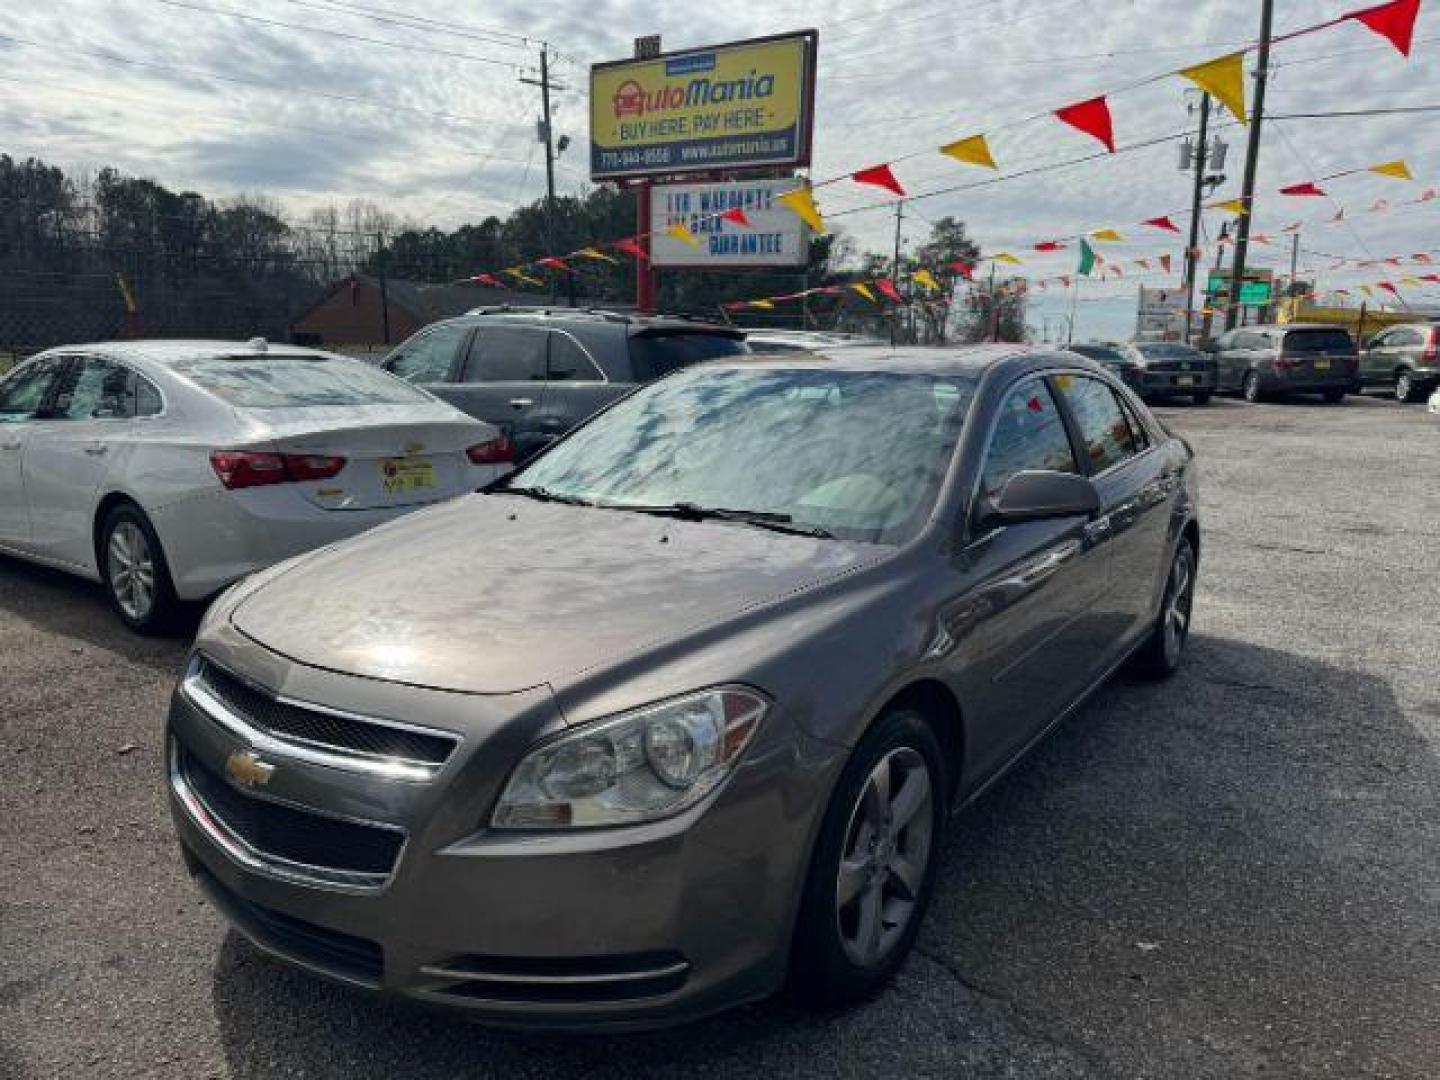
xmin=1242 ymin=370 xmax=1264 ymax=403
xmin=1395 ymin=369 xmax=1419 ymax=403
xmin=789 ymin=709 xmax=946 ymax=1007
xmin=99 ymin=502 xmax=179 ymax=634
xmin=1322 ymin=387 xmax=1346 ymax=404
xmin=1191 ymin=390 xmax=1212 ymax=406
xmin=1132 ymin=536 xmax=1197 ymax=680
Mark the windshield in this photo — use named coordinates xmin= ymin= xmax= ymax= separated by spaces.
xmin=628 ymin=332 xmax=749 ymax=381
xmin=177 ymin=355 xmax=432 ymax=408
xmin=1283 ymin=329 xmax=1355 ymax=354
xmin=507 ymin=366 xmax=976 ymax=544
xmin=1136 ymin=343 xmax=1201 ymax=359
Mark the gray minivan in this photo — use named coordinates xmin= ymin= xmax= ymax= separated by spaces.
xmin=1209 ymin=324 xmax=1359 ymax=403
xmin=1359 ymin=322 xmax=1440 ymax=402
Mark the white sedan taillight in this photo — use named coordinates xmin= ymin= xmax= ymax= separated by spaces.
xmin=210 ymin=450 xmax=347 ymax=490
xmin=466 ymin=436 xmax=513 ymax=465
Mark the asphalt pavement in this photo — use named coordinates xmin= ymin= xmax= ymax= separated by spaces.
xmin=2 ymin=391 xmax=1437 ymax=1079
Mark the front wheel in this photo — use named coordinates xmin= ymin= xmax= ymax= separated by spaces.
xmin=1132 ymin=537 xmax=1196 ymax=680
xmin=789 ymin=710 xmax=945 ymax=1007
xmin=101 ymin=503 xmax=179 ymax=634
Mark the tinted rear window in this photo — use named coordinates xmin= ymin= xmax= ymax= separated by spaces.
xmin=1283 ymin=329 xmax=1354 ymax=354
xmin=178 ymin=355 xmax=431 ymax=408
xmin=1069 ymin=345 xmax=1124 ymax=364
xmin=629 ymin=332 xmax=749 ymax=381
xmin=1136 ymin=344 xmax=1202 ymax=359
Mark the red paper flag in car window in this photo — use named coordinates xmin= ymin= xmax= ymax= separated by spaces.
xmin=852 ymin=163 xmax=906 ymax=196
xmin=1027 ymin=395 xmax=1045 ymax=413
xmin=1054 ymin=96 xmax=1116 ymax=153
xmin=1344 ymin=0 xmax=1421 ymax=57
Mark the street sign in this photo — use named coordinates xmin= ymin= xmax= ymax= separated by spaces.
xmin=589 ymin=31 xmax=817 ymax=180
xmin=650 ymin=180 xmax=810 ymax=267
xmin=1206 ymin=270 xmax=1273 ymax=305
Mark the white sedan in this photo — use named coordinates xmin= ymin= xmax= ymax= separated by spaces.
xmin=0 ymin=339 xmax=512 ymax=631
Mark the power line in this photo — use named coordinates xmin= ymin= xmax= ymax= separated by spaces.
xmin=281 ymin=0 xmax=533 ymax=48
xmin=144 ymin=0 xmax=531 ymax=67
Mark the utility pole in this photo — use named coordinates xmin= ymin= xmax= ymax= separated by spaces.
xmin=375 ymin=231 xmax=391 ymax=345
xmin=891 ymin=200 xmax=904 ymax=345
xmin=1225 ymin=0 xmax=1274 ymax=330
xmin=1182 ymin=93 xmax=1211 ymax=344
xmin=1201 ymin=221 xmax=1229 ymax=341
xmin=520 ymin=46 xmax=574 ymax=306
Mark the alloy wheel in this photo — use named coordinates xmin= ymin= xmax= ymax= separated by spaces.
xmin=107 ymin=521 xmax=156 ymax=622
xmin=1395 ymin=370 xmax=1413 ymax=402
xmin=1243 ymin=372 xmax=1261 ymax=403
xmin=1163 ymin=547 xmax=1195 ymax=666
xmin=836 ymin=746 xmax=934 ymax=968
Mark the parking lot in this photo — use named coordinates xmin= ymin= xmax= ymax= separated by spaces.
xmin=1 ymin=391 xmax=1436 ymax=1079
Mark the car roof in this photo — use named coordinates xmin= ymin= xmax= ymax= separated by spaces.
xmin=1238 ymin=323 xmax=1349 ymax=333
xmin=454 ymin=307 xmax=744 ymax=337
xmin=34 ymin=339 xmax=349 ymax=365
xmin=696 ymin=344 xmax=1103 ymax=379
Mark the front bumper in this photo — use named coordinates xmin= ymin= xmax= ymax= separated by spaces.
xmin=165 ymin=636 xmax=837 ymax=1029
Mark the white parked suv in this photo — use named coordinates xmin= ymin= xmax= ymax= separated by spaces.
xmin=0 ymin=339 xmax=510 ymax=631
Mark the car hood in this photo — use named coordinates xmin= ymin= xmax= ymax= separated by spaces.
xmin=230 ymin=493 xmax=886 ymax=695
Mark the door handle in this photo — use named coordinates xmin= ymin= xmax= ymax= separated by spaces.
xmin=84 ymin=443 xmax=109 ymax=456
xmin=508 ymin=398 xmax=534 ymax=410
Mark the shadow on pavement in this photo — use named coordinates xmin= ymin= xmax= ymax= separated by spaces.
xmin=207 ymin=633 xmax=1437 ymax=1079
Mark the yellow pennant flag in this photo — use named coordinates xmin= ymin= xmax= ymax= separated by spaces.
xmin=1360 ymin=284 xmax=1375 ymax=298
xmin=777 ymin=185 xmax=826 ymax=233
xmin=850 ymin=282 xmax=877 ymax=303
xmin=749 ymin=299 xmax=775 ymax=309
xmin=912 ymin=269 xmax=941 ymax=291
xmin=1400 ymin=275 xmax=1423 ymax=287
xmin=939 ymin=133 xmax=998 ymax=170
xmin=576 ymin=247 xmax=618 ymax=264
xmin=992 ymin=252 xmax=1022 ymax=265
xmin=666 ymin=222 xmax=701 ymax=248
xmin=1369 ymin=159 xmax=1414 ymax=180
xmin=1090 ymin=228 xmax=1124 ymax=242
xmin=504 ymin=267 xmax=545 ymax=288
xmin=1178 ymin=53 xmax=1247 ymax=125
xmin=1209 ymin=198 xmax=1249 ymax=215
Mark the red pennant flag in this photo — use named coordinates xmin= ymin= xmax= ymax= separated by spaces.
xmin=720 ymin=207 xmax=752 ymax=226
xmin=1054 ymin=96 xmax=1115 ymax=153
xmin=1377 ymin=281 xmax=1400 ymax=295
xmin=1386 ymin=256 xmax=1403 ymax=265
xmin=1252 ymin=234 xmax=1272 ymax=245
xmin=469 ymin=273 xmax=504 ymax=287
xmin=1371 ymin=199 xmax=1391 ymax=212
xmin=1034 ymin=240 xmax=1066 ymax=251
xmin=1420 ymin=273 xmax=1440 ymax=283
xmin=852 ymin=164 xmax=906 ymax=196
xmin=615 ymin=238 xmax=649 ymax=261
xmin=1421 ymin=188 xmax=1437 ymax=201
xmin=950 ymin=260 xmax=975 ymax=279
xmin=1412 ymin=253 xmax=1433 ymax=263
xmin=1143 ymin=215 xmax=1181 ymax=233
xmin=537 ymin=256 xmax=573 ymax=272
xmin=1160 ymin=254 xmax=1172 ymax=273
xmin=1279 ymin=181 xmax=1327 ymax=196
xmin=1344 ymin=0 xmax=1421 ymax=57
xmin=875 ymin=278 xmax=905 ymax=302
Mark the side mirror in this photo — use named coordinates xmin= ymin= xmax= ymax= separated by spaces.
xmin=981 ymin=470 xmax=1100 ymax=528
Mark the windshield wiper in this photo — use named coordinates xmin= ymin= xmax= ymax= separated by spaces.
xmin=499 ymin=485 xmax=595 ymax=507
xmin=619 ymin=502 xmax=834 ymax=539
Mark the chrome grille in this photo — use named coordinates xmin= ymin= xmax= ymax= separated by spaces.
xmin=184 ymin=656 xmax=457 ymax=781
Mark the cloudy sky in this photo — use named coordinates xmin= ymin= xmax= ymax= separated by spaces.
xmin=6 ymin=0 xmax=1438 ymax=338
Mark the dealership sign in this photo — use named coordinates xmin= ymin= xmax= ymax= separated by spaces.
xmin=590 ymin=32 xmax=816 ymax=180
xmin=650 ymin=180 xmax=810 ymax=267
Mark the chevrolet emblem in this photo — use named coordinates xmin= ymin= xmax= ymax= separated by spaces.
xmin=224 ymin=749 xmax=275 ymax=788
xmin=403 ymin=440 xmax=425 ymax=455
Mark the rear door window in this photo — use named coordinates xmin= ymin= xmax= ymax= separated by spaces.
xmin=1284 ymin=328 xmax=1353 ymax=353
xmin=547 ymin=333 xmax=604 ymax=381
xmin=53 ymin=357 xmax=133 ymax=420
xmin=979 ymin=380 xmax=1078 ymax=502
xmin=178 ymin=355 xmax=430 ymax=408
xmin=0 ymin=357 xmax=65 ymax=422
xmin=1053 ymin=374 xmax=1139 ymax=474
xmin=385 ymin=323 xmax=468 ymax=384
xmin=629 ymin=331 xmax=749 ymax=382
xmin=463 ymin=326 xmax=549 ymax=382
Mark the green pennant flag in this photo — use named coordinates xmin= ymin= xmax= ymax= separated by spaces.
xmin=1077 ymin=239 xmax=1096 ymax=277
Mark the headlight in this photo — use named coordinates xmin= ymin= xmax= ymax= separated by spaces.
xmin=491 ymin=687 xmax=768 ymax=830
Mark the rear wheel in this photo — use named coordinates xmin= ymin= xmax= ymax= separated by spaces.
xmin=1395 ymin=368 xmax=1419 ymax=403
xmin=100 ymin=503 xmax=179 ymax=634
xmin=1191 ymin=390 xmax=1212 ymax=406
xmin=1132 ymin=537 xmax=1196 ymax=680
xmin=1242 ymin=370 xmax=1264 ymax=403
xmin=1322 ymin=387 xmax=1346 ymax=404
xmin=790 ymin=710 xmax=944 ymax=1006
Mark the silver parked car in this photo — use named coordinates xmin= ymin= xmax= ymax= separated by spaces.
xmin=166 ymin=346 xmax=1200 ymax=1028
xmin=1358 ymin=322 xmax=1440 ymax=402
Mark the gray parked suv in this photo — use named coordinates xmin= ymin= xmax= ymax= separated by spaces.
xmin=1208 ymin=323 xmax=1359 ymax=403
xmin=379 ymin=308 xmax=749 ymax=458
xmin=1358 ymin=322 xmax=1440 ymax=402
